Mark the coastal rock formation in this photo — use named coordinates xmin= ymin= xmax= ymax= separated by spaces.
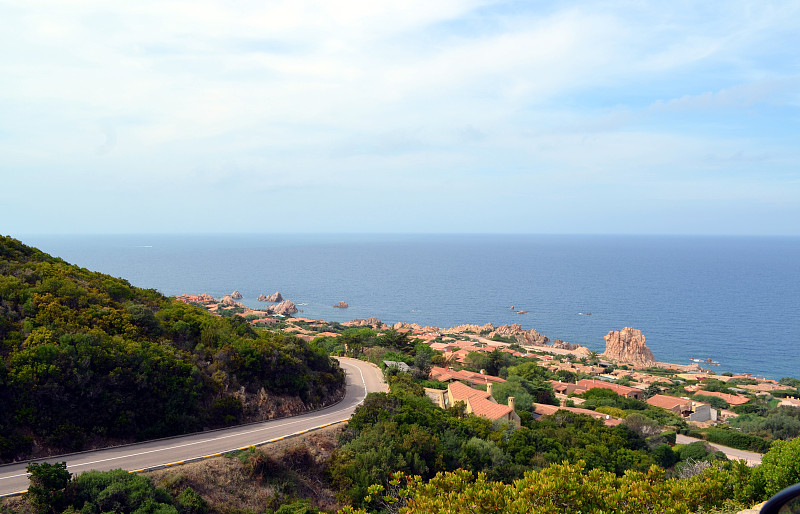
xmin=392 ymin=322 xmax=440 ymax=333
xmin=258 ymin=292 xmax=283 ymax=302
xmin=220 ymin=295 xmax=237 ymax=306
xmin=344 ymin=317 xmax=385 ymax=328
xmin=333 ymin=301 xmax=349 ymax=308
xmin=551 ymin=339 xmax=590 ymax=354
xmin=602 ymin=327 xmax=656 ymax=366
xmin=231 ymin=290 xmax=243 ymax=299
xmin=447 ymin=323 xmax=495 ymax=334
xmin=493 ymin=324 xmax=550 ymax=346
xmin=271 ymin=300 xmax=299 ymax=315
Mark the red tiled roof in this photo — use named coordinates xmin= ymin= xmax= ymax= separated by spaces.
xmin=647 ymin=394 xmax=691 ymax=410
xmin=468 ymin=396 xmax=512 ymax=420
xmin=695 ymin=390 xmax=750 ymax=406
xmin=448 ymin=381 xmax=491 ymax=402
xmin=430 ymin=367 xmax=506 ymax=386
xmin=577 ymin=379 xmax=640 ymax=397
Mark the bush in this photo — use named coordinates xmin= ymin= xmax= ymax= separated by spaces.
xmin=678 ymin=441 xmax=714 ymax=462
xmin=749 ymin=437 xmax=800 ymax=500
xmin=704 ymin=428 xmax=771 ymax=453
xmin=653 ymin=443 xmax=679 ymax=468
xmin=693 ymin=394 xmax=729 ymax=410
xmin=26 ymin=461 xmax=71 ymax=514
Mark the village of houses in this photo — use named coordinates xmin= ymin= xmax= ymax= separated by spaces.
xmin=176 ymin=292 xmax=799 ymax=440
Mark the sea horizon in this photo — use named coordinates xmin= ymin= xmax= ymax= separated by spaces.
xmin=14 ymin=232 xmax=800 ymax=381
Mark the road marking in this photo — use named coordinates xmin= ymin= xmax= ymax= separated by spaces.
xmin=50 ymin=408 xmax=353 ymax=472
xmin=1 ymin=358 xmax=378 ymax=497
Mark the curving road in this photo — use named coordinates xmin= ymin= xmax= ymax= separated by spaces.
xmin=0 ymin=357 xmax=386 ymax=497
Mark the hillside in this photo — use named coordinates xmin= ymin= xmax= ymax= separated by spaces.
xmin=0 ymin=235 xmax=345 ymax=463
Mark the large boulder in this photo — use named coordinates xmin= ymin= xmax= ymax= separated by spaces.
xmin=602 ymin=327 xmax=656 ymax=366
xmin=271 ymin=300 xmax=298 ymax=315
xmin=494 ymin=324 xmax=550 ymax=345
xmin=231 ymin=290 xmax=243 ymax=299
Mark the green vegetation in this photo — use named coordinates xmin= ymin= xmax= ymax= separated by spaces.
xmin=730 ymin=406 xmax=800 ymax=441
xmin=340 ymin=436 xmax=800 ymax=513
xmin=0 ymin=236 xmax=344 ymax=461
xmin=692 ymin=393 xmax=730 ymax=410
xmin=329 ymin=383 xmax=665 ymax=509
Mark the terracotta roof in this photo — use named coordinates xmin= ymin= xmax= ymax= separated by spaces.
xmin=448 ymin=381 xmax=491 ymax=402
xmin=695 ymin=390 xmax=750 ymax=406
xmin=468 ymin=396 xmax=513 ymax=420
xmin=577 ymin=379 xmax=641 ymax=397
xmin=647 ymin=394 xmax=691 ymax=410
xmin=429 ymin=367 xmax=506 ymax=386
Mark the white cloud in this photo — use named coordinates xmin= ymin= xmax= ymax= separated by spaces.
xmin=0 ymin=1 xmax=798 ymax=234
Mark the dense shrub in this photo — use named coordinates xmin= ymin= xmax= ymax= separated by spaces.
xmin=703 ymin=428 xmax=771 ymax=453
xmin=0 ymin=236 xmax=345 ymax=461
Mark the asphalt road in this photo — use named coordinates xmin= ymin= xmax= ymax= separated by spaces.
xmin=675 ymin=433 xmax=763 ymax=465
xmin=0 ymin=357 xmax=386 ymax=497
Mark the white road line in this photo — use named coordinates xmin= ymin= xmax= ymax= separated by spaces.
xmin=1 ymin=358 xmax=373 ymax=490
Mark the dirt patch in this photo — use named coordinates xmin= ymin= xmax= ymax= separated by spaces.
xmin=145 ymin=424 xmax=344 ymax=513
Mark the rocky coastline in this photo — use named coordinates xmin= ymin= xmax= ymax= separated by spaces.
xmin=176 ymin=293 xmax=711 ymax=374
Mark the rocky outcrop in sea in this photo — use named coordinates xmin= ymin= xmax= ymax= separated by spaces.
xmin=333 ymin=301 xmax=349 ymax=308
xmin=258 ymin=292 xmax=283 ymax=302
xmin=231 ymin=290 xmax=243 ymax=299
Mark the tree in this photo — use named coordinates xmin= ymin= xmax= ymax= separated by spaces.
xmin=779 ymin=377 xmax=800 ymax=388
xmin=748 ymin=437 xmax=800 ymax=500
xmin=693 ymin=394 xmax=729 ymax=410
xmin=26 ymin=461 xmax=72 ymax=514
xmin=643 ymin=383 xmax=662 ymax=399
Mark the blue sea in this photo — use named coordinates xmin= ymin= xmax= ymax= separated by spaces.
xmin=18 ymin=234 xmax=800 ymax=380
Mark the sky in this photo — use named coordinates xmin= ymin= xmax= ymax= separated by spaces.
xmin=2 ymin=0 xmax=799 ymax=235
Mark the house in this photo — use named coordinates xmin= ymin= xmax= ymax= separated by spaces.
xmin=694 ymin=390 xmax=750 ymax=406
xmin=576 ymin=379 xmax=644 ymax=400
xmin=647 ymin=394 xmax=692 ymax=416
xmin=689 ymin=403 xmax=718 ymax=422
xmin=383 ymin=360 xmax=411 ymax=373
xmin=548 ymin=380 xmax=587 ymax=396
xmin=424 ymin=387 xmax=449 ymax=409
xmin=779 ymin=397 xmax=800 ymax=408
xmin=647 ymin=394 xmax=717 ymax=422
xmin=428 ymin=366 xmax=506 ymax=388
xmin=429 ymin=381 xmax=520 ymax=427
xmin=531 ymin=401 xmax=622 ymax=427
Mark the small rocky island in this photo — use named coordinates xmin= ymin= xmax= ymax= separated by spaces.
xmin=333 ymin=301 xmax=349 ymax=308
xmin=258 ymin=291 xmax=283 ymax=302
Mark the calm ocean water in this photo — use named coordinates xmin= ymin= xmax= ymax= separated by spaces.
xmin=18 ymin=234 xmax=800 ymax=380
